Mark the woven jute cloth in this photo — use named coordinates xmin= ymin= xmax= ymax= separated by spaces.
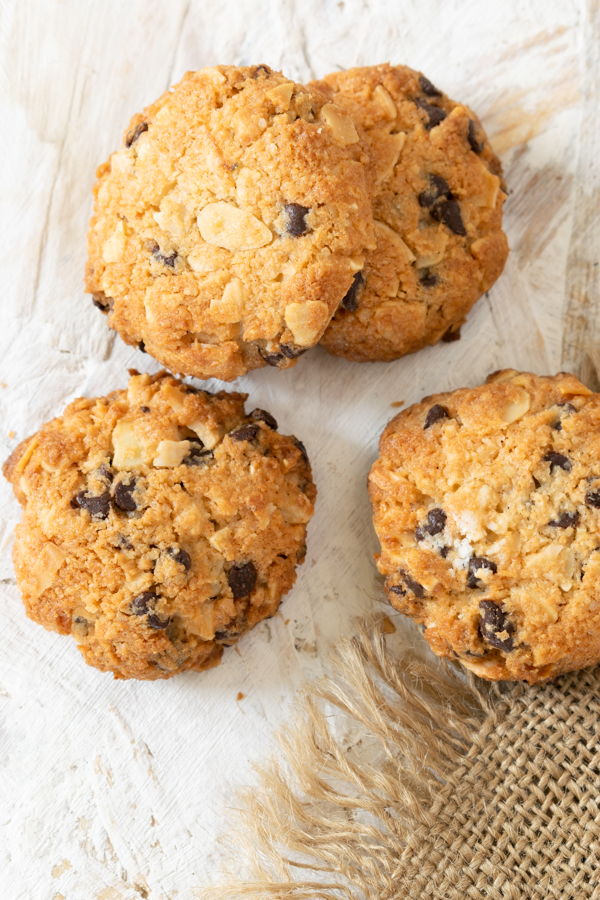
xmin=207 ymin=622 xmax=600 ymax=900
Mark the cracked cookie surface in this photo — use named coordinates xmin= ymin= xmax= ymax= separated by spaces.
xmin=86 ymin=65 xmax=375 ymax=382
xmin=369 ymin=370 xmax=600 ymax=683
xmin=312 ymin=64 xmax=508 ymax=362
xmin=3 ymin=371 xmax=315 ymax=679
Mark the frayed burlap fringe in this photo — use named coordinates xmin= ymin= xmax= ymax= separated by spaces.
xmin=206 ymin=621 xmax=600 ymax=900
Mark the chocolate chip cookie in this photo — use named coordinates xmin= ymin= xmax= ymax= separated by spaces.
xmin=311 ymin=65 xmax=508 ymax=362
xmin=369 ymin=370 xmax=600 ymax=683
xmin=86 ymin=65 xmax=375 ymax=381
xmin=3 ymin=371 xmax=315 ymax=679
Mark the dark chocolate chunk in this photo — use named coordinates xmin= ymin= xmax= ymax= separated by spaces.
xmin=229 ymin=424 xmax=260 ymax=442
xmin=98 ymin=463 xmax=113 ymax=483
xmin=140 ymin=406 xmax=150 ymax=413
xmin=150 ymin=242 xmax=178 ymax=268
xmin=440 ymin=545 xmax=449 ymax=558
xmin=280 ymin=343 xmax=308 ymax=360
xmin=125 ymin=121 xmax=148 ymax=148
xmin=131 ymin=592 xmax=156 ymax=615
xmin=424 ymin=404 xmax=450 ymax=429
xmin=228 ymin=561 xmax=257 ymax=599
xmin=116 ymin=534 xmax=133 ymax=550
xmin=250 ymin=408 xmax=278 ymax=430
xmin=543 ymin=452 xmax=571 ymax=472
xmin=389 ymin=584 xmax=406 ymax=599
xmin=341 ymin=271 xmax=364 ymax=312
xmin=167 ymin=547 xmax=191 ymax=572
xmin=418 ymin=175 xmax=451 ymax=208
xmin=113 ymin=478 xmax=138 ymax=512
xmin=400 ymin=570 xmax=425 ymax=599
xmin=467 ymin=556 xmax=497 ymax=589
xmin=467 ymin=120 xmax=484 ymax=154
xmin=419 ymin=269 xmax=439 ymax=288
xmin=442 ymin=325 xmax=461 ymax=342
xmin=261 ymin=350 xmax=286 ymax=367
xmin=182 ymin=439 xmax=213 ymax=467
xmin=478 ymin=600 xmax=514 ymax=651
xmin=71 ymin=490 xmax=111 ymax=520
xmin=284 ymin=203 xmax=310 ymax=236
xmin=292 ymin=437 xmax=308 ymax=462
xmin=146 ymin=613 xmax=171 ymax=629
xmin=415 ymin=99 xmax=447 ymax=130
xmin=586 ymin=489 xmax=600 ymax=509
xmin=415 ymin=508 xmax=447 ymax=542
xmin=553 ymin=402 xmax=576 ymax=431
xmin=92 ymin=292 xmax=111 ymax=313
xmin=431 ymin=198 xmax=467 ymax=236
xmin=138 ymin=341 xmax=146 ymax=354
xmin=419 ymin=74 xmax=442 ymax=97
xmin=548 ymin=511 xmax=579 ymax=528
xmin=252 ymin=65 xmax=271 ymax=78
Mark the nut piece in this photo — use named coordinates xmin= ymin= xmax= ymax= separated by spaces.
xmin=375 ymin=221 xmax=416 ymax=263
xmin=320 ymin=103 xmax=359 ymax=145
xmin=112 ymin=422 xmax=145 ymax=469
xmin=210 ymin=278 xmax=244 ymax=324
xmin=472 ymin=159 xmax=501 ymax=208
xmin=197 ymin=202 xmax=272 ymax=251
xmin=373 ymin=132 xmax=406 ymax=186
xmin=29 ymin=542 xmax=67 ymax=600
xmin=284 ymin=300 xmax=331 ymax=346
xmin=153 ymin=440 xmax=191 ymax=468
xmin=373 ymin=84 xmax=397 ymax=119
xmin=266 ymin=82 xmax=295 ymax=109
xmin=188 ymin=421 xmax=221 ymax=450
xmin=102 ymin=220 xmax=126 ymax=263
xmin=501 ymin=386 xmax=530 ymax=424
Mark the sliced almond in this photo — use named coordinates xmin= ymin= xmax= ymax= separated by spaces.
xmin=558 ymin=374 xmax=592 ymax=396
xmin=153 ymin=440 xmax=191 ymax=468
xmin=210 ymin=278 xmax=244 ymax=324
xmin=284 ymin=300 xmax=331 ymax=346
xmin=28 ymin=542 xmax=67 ymax=600
xmin=501 ymin=386 xmax=530 ymax=424
xmin=375 ymin=221 xmax=416 ymax=263
xmin=102 ymin=220 xmax=126 ymax=263
xmin=320 ymin=103 xmax=359 ymax=145
xmin=266 ymin=82 xmax=295 ymax=109
xmin=471 ymin=159 xmax=501 ymax=208
xmin=374 ymin=131 xmax=406 ymax=186
xmin=112 ymin=421 xmax=145 ymax=469
xmin=197 ymin=202 xmax=272 ymax=251
xmin=373 ymin=84 xmax=397 ymax=119
xmin=188 ymin=420 xmax=221 ymax=450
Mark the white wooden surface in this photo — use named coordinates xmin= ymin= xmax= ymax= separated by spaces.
xmin=0 ymin=1 xmax=596 ymax=897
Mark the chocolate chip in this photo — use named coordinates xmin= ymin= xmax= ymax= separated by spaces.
xmin=478 ymin=600 xmax=514 ymax=651
xmin=419 ymin=75 xmax=442 ymax=97
xmin=415 ymin=508 xmax=447 ymax=542
xmin=553 ymin=402 xmax=576 ymax=431
xmin=548 ymin=511 xmax=579 ymax=528
xmin=113 ymin=479 xmax=138 ymax=512
xmin=389 ymin=584 xmax=406 ymax=599
xmin=543 ymin=452 xmax=571 ymax=472
xmin=442 ymin=325 xmax=461 ymax=342
xmin=440 ymin=545 xmax=449 ymax=558
xmin=415 ymin=99 xmax=447 ymax=130
xmin=92 ymin=292 xmax=111 ymax=313
xmin=250 ymin=408 xmax=278 ymax=430
xmin=280 ymin=343 xmax=308 ymax=360
xmin=229 ymin=424 xmax=260 ymax=442
xmin=182 ymin=439 xmax=213 ymax=467
xmin=147 ymin=614 xmax=171 ymax=630
xmin=467 ymin=120 xmax=484 ymax=154
xmin=115 ymin=534 xmax=133 ymax=550
xmin=98 ymin=463 xmax=113 ymax=483
xmin=252 ymin=65 xmax=271 ymax=78
xmin=431 ymin=198 xmax=467 ymax=236
xmin=341 ymin=272 xmax=364 ymax=312
xmin=400 ymin=570 xmax=425 ymax=599
xmin=467 ymin=556 xmax=497 ymax=589
xmin=125 ymin=121 xmax=148 ymax=148
xmin=586 ymin=489 xmax=600 ymax=509
xmin=138 ymin=341 xmax=146 ymax=353
xmin=418 ymin=175 xmax=451 ymax=208
xmin=167 ymin=547 xmax=191 ymax=572
xmin=419 ymin=269 xmax=439 ymax=288
xmin=293 ymin=437 xmax=308 ymax=462
xmin=424 ymin=404 xmax=450 ymax=429
xmin=260 ymin=349 xmax=286 ymax=367
xmin=228 ymin=561 xmax=257 ymax=599
xmin=140 ymin=406 xmax=150 ymax=413
xmin=131 ymin=592 xmax=156 ymax=615
xmin=284 ymin=203 xmax=310 ymax=236
xmin=150 ymin=242 xmax=178 ymax=268
xmin=71 ymin=490 xmax=111 ymax=519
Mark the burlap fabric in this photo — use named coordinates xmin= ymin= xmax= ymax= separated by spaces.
xmin=207 ymin=622 xmax=600 ymax=900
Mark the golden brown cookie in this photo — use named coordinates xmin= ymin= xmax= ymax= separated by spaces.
xmin=369 ymin=370 xmax=600 ymax=684
xmin=311 ymin=64 xmax=508 ymax=362
xmin=3 ymin=371 xmax=316 ymax=679
xmin=86 ymin=65 xmax=375 ymax=382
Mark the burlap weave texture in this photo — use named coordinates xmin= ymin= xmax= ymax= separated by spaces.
xmin=207 ymin=623 xmax=600 ymax=899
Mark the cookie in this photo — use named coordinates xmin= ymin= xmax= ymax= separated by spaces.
xmin=369 ymin=370 xmax=600 ymax=684
xmin=311 ymin=64 xmax=508 ymax=362
xmin=86 ymin=65 xmax=375 ymax=382
xmin=3 ymin=371 xmax=316 ymax=679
